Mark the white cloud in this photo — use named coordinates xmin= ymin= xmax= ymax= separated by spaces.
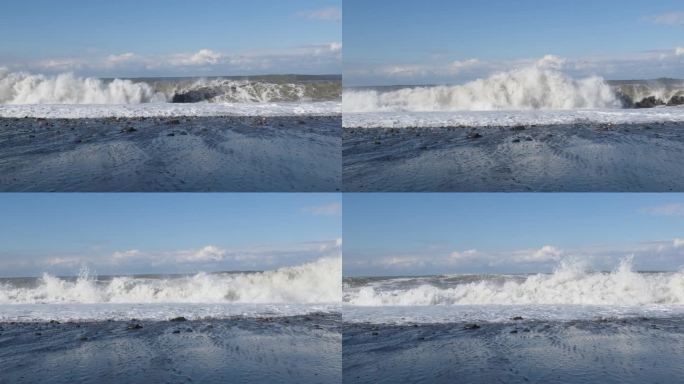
xmin=105 ymin=52 xmax=137 ymax=65
xmin=45 ymin=257 xmax=82 ymax=267
xmin=177 ymin=245 xmax=226 ymax=262
xmin=362 ymin=245 xmax=567 ymax=272
xmin=304 ymin=202 xmax=342 ymax=216
xmin=380 ymin=65 xmax=427 ymax=77
xmin=298 ymin=7 xmax=341 ymax=22
xmin=20 ymin=43 xmax=341 ymax=76
xmin=450 ymin=58 xmax=480 ymax=72
xmin=169 ymin=49 xmax=222 ymax=66
xmin=37 ymin=58 xmax=84 ymax=71
xmin=644 ymin=203 xmax=684 ymax=217
xmin=450 ymin=249 xmax=479 ymax=260
xmin=329 ymin=42 xmax=342 ymax=54
xmin=384 ymin=255 xmax=425 ymax=268
xmin=350 ymin=54 xmax=565 ymax=83
xmin=112 ymin=249 xmax=142 ymax=261
xmin=346 ymin=48 xmax=684 ymax=86
xmin=518 ymin=245 xmax=564 ymax=262
xmin=0 ymin=239 xmax=342 ymax=276
xmin=646 ymin=12 xmax=684 ymax=26
xmin=346 ymin=236 xmax=684 ymax=276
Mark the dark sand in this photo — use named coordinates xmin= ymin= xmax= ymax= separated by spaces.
xmin=343 ymin=123 xmax=684 ymax=191
xmin=0 ymin=313 xmax=341 ymax=384
xmin=0 ymin=116 xmax=340 ymax=192
xmin=343 ymin=318 xmax=684 ymax=384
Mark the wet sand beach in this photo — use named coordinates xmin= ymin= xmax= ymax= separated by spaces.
xmin=343 ymin=122 xmax=684 ymax=191
xmin=343 ymin=317 xmax=684 ymax=384
xmin=0 ymin=115 xmax=341 ymax=192
xmin=0 ymin=313 xmax=341 ymax=384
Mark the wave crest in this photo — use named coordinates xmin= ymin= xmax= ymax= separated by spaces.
xmin=0 ymin=70 xmax=341 ymax=105
xmin=167 ymin=78 xmax=340 ymax=103
xmin=0 ymin=70 xmax=166 ymax=104
xmin=344 ymin=258 xmax=684 ymax=306
xmin=0 ymin=257 xmax=341 ymax=304
xmin=343 ymin=63 xmax=622 ymax=112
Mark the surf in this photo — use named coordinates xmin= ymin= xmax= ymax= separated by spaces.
xmin=0 ymin=256 xmax=341 ymax=305
xmin=343 ymin=58 xmax=684 ymax=113
xmin=344 ymin=258 xmax=684 ymax=306
xmin=0 ymin=69 xmax=341 ymax=105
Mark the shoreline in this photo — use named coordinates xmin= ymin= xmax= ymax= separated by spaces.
xmin=0 ymin=115 xmax=341 ymax=192
xmin=343 ymin=122 xmax=684 ymax=192
xmin=344 ymin=317 xmax=684 ymax=383
xmin=0 ymin=313 xmax=341 ymax=384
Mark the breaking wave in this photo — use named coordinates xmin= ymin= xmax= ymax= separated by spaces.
xmin=0 ymin=257 xmax=341 ymax=304
xmin=164 ymin=78 xmax=341 ymax=103
xmin=343 ymin=59 xmax=684 ymax=112
xmin=344 ymin=258 xmax=684 ymax=306
xmin=0 ymin=69 xmax=341 ymax=104
xmin=0 ymin=70 xmax=165 ymax=104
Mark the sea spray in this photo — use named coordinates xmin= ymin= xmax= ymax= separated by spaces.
xmin=344 ymin=258 xmax=684 ymax=306
xmin=0 ymin=70 xmax=341 ymax=105
xmin=343 ymin=61 xmax=621 ymax=112
xmin=0 ymin=256 xmax=341 ymax=304
xmin=0 ymin=71 xmax=166 ymax=104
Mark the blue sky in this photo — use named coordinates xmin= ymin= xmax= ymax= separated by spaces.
xmin=0 ymin=0 xmax=341 ymax=77
xmin=344 ymin=194 xmax=684 ymax=276
xmin=0 ymin=193 xmax=341 ymax=277
xmin=344 ymin=0 xmax=684 ymax=85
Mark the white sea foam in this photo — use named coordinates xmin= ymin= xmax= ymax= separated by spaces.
xmin=343 ymin=107 xmax=684 ymax=128
xmin=164 ymin=78 xmax=315 ymax=103
xmin=343 ymin=304 xmax=684 ymax=324
xmin=0 ymin=70 xmax=166 ymax=104
xmin=345 ymin=259 xmax=684 ymax=306
xmin=0 ymin=70 xmax=341 ymax=117
xmin=0 ymin=303 xmax=340 ymax=322
xmin=0 ymin=101 xmax=340 ymax=118
xmin=342 ymin=58 xmax=684 ymax=127
xmin=0 ymin=257 xmax=341 ymax=305
xmin=344 ymin=259 xmax=684 ymax=323
xmin=343 ymin=61 xmax=621 ymax=113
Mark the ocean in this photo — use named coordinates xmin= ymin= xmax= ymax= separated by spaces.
xmin=0 ymin=257 xmax=342 ymax=383
xmin=0 ymin=72 xmax=340 ymax=113
xmin=0 ymin=72 xmax=341 ymax=192
xmin=342 ymin=65 xmax=684 ymax=192
xmin=342 ymin=259 xmax=684 ymax=383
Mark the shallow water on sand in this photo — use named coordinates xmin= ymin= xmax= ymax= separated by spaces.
xmin=343 ymin=317 xmax=684 ymax=384
xmin=0 ymin=313 xmax=341 ymax=384
xmin=343 ymin=122 xmax=684 ymax=191
xmin=0 ymin=116 xmax=341 ymax=192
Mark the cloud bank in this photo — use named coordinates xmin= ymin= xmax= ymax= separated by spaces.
xmin=345 ymin=48 xmax=684 ymax=85
xmin=0 ymin=239 xmax=342 ymax=277
xmin=4 ymin=44 xmax=342 ymax=77
xmin=345 ymin=238 xmax=684 ymax=276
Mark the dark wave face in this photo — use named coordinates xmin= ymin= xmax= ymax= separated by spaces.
xmin=150 ymin=75 xmax=342 ymax=103
xmin=609 ymin=78 xmax=684 ymax=108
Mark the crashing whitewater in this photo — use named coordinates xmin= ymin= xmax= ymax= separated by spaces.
xmin=343 ymin=57 xmax=684 ymax=113
xmin=0 ymin=257 xmax=341 ymax=321
xmin=0 ymin=69 xmax=342 ymax=117
xmin=343 ymin=258 xmax=684 ymax=323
